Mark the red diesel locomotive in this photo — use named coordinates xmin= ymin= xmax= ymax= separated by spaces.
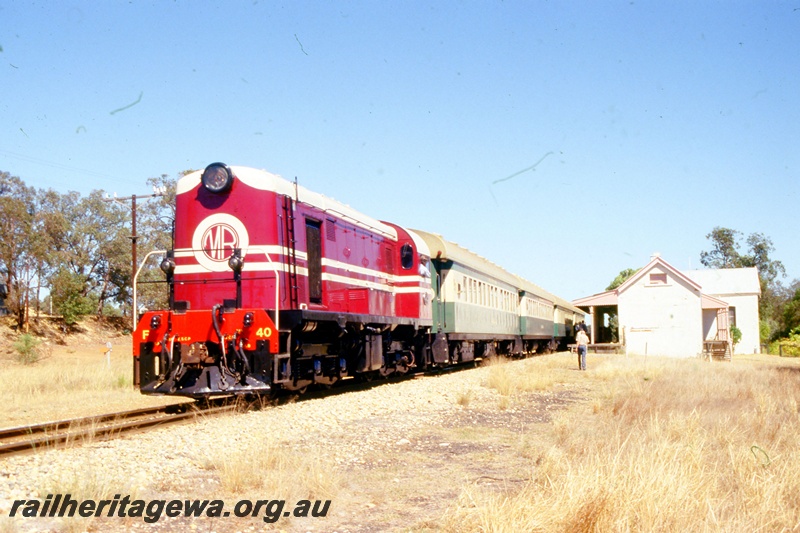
xmin=133 ymin=163 xmax=434 ymax=397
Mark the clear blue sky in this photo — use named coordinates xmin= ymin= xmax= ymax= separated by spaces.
xmin=2 ymin=0 xmax=798 ymax=301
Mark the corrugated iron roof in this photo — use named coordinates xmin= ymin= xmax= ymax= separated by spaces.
xmin=684 ymin=268 xmax=761 ymax=296
xmin=573 ymin=290 xmax=618 ymax=308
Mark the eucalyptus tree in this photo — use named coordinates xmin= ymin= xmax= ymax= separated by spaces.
xmin=606 ymin=268 xmax=640 ymax=291
xmin=700 ymin=226 xmax=785 ymax=282
xmin=44 ymin=190 xmax=131 ymax=318
xmin=1 ymin=169 xmax=184 ymax=326
xmin=0 ymin=171 xmax=36 ymax=323
xmin=699 ymin=227 xmax=743 ymax=269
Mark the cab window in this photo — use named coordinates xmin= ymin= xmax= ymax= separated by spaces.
xmin=400 ymin=243 xmax=413 ymax=270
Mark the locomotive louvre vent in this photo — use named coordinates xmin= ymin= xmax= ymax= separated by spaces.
xmin=384 ymin=247 xmax=393 ymax=272
xmin=326 ymin=219 xmax=336 ymax=241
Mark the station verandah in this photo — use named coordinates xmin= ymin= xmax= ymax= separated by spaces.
xmin=573 ymin=290 xmax=622 ymax=353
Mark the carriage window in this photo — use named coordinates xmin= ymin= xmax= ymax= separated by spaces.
xmin=400 ymin=243 xmax=413 ymax=270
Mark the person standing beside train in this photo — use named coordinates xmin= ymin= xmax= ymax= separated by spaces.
xmin=576 ymin=327 xmax=589 ymax=370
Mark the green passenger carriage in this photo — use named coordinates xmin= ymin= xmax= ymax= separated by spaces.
xmin=412 ymin=230 xmax=583 ymax=364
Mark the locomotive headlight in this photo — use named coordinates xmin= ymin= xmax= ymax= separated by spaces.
xmin=201 ymin=162 xmax=234 ymax=193
xmin=150 ymin=314 xmax=162 ymax=329
xmin=243 ymin=312 xmax=254 ymax=327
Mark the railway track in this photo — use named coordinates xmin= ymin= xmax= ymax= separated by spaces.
xmin=0 ymin=403 xmax=236 ymax=459
xmin=0 ymin=363 xmax=479 ymax=459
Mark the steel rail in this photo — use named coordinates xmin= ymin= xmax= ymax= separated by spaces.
xmin=0 ymin=403 xmax=233 ymax=458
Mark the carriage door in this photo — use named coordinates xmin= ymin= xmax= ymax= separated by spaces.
xmin=306 ymin=220 xmax=322 ymax=303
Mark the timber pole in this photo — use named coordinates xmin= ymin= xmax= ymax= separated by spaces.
xmin=103 ymin=191 xmax=164 ymax=320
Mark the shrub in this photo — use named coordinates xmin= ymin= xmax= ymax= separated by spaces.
xmin=759 ymin=320 xmax=771 ymax=343
xmin=49 ymin=269 xmax=94 ymax=325
xmin=730 ymin=325 xmax=742 ymax=349
xmin=13 ymin=333 xmax=43 ymax=364
xmin=769 ymin=331 xmax=800 ymax=357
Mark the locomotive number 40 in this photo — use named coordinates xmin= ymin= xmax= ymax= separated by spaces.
xmin=255 ymin=327 xmax=273 ymax=338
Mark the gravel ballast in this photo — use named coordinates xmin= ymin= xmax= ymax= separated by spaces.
xmin=0 ymin=356 xmax=586 ymax=533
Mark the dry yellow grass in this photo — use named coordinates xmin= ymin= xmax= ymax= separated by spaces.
xmin=0 ymin=336 xmax=187 ymax=428
xmin=486 ymin=354 xmax=572 ymax=396
xmin=41 ymin=457 xmax=141 ymax=502
xmin=204 ymin=438 xmax=341 ymax=502
xmin=438 ymin=354 xmax=800 ymax=532
xmin=34 ymin=452 xmax=145 ymax=533
xmin=456 ymin=389 xmax=475 ymax=407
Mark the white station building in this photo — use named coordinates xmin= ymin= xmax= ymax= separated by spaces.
xmin=573 ymin=255 xmax=761 ymax=358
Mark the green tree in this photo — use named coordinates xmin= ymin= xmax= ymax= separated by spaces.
xmin=0 ymin=171 xmax=183 ymax=326
xmin=700 ymin=227 xmax=743 ymax=268
xmin=43 ymin=190 xmax=130 ymax=318
xmin=606 ymin=268 xmax=639 ymax=291
xmin=27 ymin=188 xmax=66 ymax=318
xmin=744 ymin=232 xmax=786 ymax=285
xmin=700 ymin=226 xmax=788 ymax=341
xmin=781 ymin=283 xmax=800 ymax=337
xmin=49 ymin=268 xmax=95 ymax=325
xmin=0 ymin=172 xmax=36 ymax=325
xmin=701 ymin=227 xmax=785 ymax=281
xmin=78 ymin=192 xmax=131 ymax=315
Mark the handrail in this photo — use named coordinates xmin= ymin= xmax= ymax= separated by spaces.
xmin=132 ymin=247 xmax=281 ymax=334
xmin=132 ymin=249 xmax=167 ymax=330
xmin=244 ymin=246 xmax=281 ymax=333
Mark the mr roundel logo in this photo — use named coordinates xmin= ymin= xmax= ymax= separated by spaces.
xmin=192 ymin=214 xmax=250 ymax=272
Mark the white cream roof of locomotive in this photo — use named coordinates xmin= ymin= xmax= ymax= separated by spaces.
xmin=410 ymin=228 xmax=583 ymax=316
xmin=178 ymin=166 xmax=398 ymax=241
xmin=403 ymin=229 xmax=432 ymax=260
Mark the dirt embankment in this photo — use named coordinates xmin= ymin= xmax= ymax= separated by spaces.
xmin=0 ymin=315 xmax=130 ymax=356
